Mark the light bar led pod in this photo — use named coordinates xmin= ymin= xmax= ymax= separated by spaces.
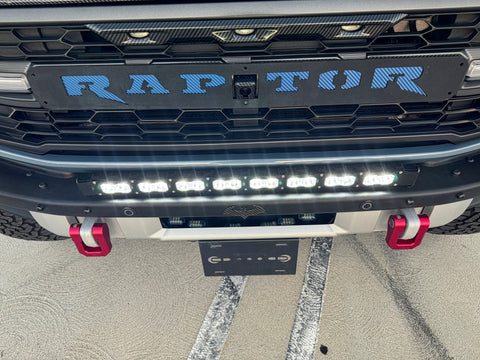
xmin=249 ymin=177 xmax=279 ymax=190
xmin=212 ymin=179 xmax=242 ymax=191
xmin=363 ymin=173 xmax=396 ymax=186
xmin=100 ymin=182 xmax=132 ymax=194
xmin=324 ymin=175 xmax=356 ymax=187
xmin=175 ymin=180 xmax=206 ymax=192
xmin=286 ymin=176 xmax=317 ymax=188
xmin=138 ymin=181 xmax=169 ymax=193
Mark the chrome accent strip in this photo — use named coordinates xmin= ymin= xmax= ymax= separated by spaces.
xmin=0 ymin=140 xmax=479 ymax=171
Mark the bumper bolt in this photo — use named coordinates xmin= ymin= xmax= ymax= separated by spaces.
xmin=457 ymin=192 xmax=466 ymax=200
xmin=467 ymin=157 xmax=475 ymax=163
xmin=406 ymin=199 xmax=415 ymax=206
xmin=36 ymin=204 xmax=44 ymax=211
xmin=123 ymin=207 xmax=135 ymax=217
xmin=452 ymin=169 xmax=461 ymax=176
xmin=38 ymin=182 xmax=47 ymax=189
xmin=361 ymin=201 xmax=373 ymax=210
xmin=83 ymin=208 xmax=92 ymax=214
xmin=25 ymin=171 xmax=33 ymax=177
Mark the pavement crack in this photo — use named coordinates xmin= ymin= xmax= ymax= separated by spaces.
xmin=348 ymin=235 xmax=453 ymax=360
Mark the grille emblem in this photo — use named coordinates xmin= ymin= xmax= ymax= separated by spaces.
xmin=223 ymin=205 xmax=267 ymax=219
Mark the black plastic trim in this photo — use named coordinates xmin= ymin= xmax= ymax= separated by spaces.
xmin=0 ymin=152 xmax=479 ymax=218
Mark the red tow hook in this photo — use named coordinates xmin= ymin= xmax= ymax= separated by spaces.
xmin=385 ymin=212 xmax=430 ymax=250
xmin=69 ymin=218 xmax=112 ymax=257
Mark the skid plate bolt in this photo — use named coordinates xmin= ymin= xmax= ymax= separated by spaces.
xmin=407 ymin=199 xmax=415 ymax=206
xmin=25 ymin=171 xmax=33 ymax=177
xmin=467 ymin=157 xmax=475 ymax=163
xmin=457 ymin=192 xmax=466 ymax=200
xmin=83 ymin=208 xmax=92 ymax=215
xmin=36 ymin=204 xmax=44 ymax=211
xmin=452 ymin=169 xmax=461 ymax=176
xmin=38 ymin=182 xmax=47 ymax=189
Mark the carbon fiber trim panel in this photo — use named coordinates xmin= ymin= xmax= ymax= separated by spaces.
xmin=87 ymin=14 xmax=406 ymax=46
xmin=1 ymin=2 xmax=480 ymax=27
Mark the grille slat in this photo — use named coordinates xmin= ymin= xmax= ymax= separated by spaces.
xmin=2 ymin=96 xmax=480 ymax=147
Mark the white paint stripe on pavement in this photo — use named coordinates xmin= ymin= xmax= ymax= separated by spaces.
xmin=188 ymin=275 xmax=248 ymax=360
xmin=286 ymin=237 xmax=333 ymax=360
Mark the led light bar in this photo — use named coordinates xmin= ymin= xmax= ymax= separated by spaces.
xmin=286 ymin=176 xmax=317 ymax=188
xmin=212 ymin=179 xmax=242 ymax=191
xmin=249 ymin=177 xmax=279 ymax=190
xmin=299 ymin=213 xmax=316 ymax=222
xmin=0 ymin=74 xmax=30 ymax=93
xmin=175 ymin=180 xmax=206 ymax=192
xmin=100 ymin=182 xmax=132 ymax=194
xmin=278 ymin=217 xmax=295 ymax=225
xmin=80 ymin=166 xmax=416 ymax=198
xmin=363 ymin=173 xmax=396 ymax=186
xmin=324 ymin=175 xmax=356 ymax=187
xmin=138 ymin=181 xmax=169 ymax=193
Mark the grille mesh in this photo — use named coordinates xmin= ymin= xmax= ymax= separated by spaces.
xmin=1 ymin=96 xmax=480 ymax=151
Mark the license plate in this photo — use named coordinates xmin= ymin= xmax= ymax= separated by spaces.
xmin=28 ymin=55 xmax=467 ymax=110
xmin=199 ymin=239 xmax=299 ymax=276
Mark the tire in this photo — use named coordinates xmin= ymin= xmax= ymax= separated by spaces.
xmin=429 ymin=206 xmax=480 ymax=235
xmin=0 ymin=209 xmax=66 ymax=241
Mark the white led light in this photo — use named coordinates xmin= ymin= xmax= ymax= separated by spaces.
xmin=341 ymin=24 xmax=362 ymax=32
xmin=100 ymin=182 xmax=131 ymax=194
xmin=249 ymin=177 xmax=279 ymax=190
xmin=138 ymin=181 xmax=169 ymax=193
xmin=0 ymin=74 xmax=30 ymax=93
xmin=363 ymin=174 xmax=396 ymax=186
xmin=129 ymin=31 xmax=150 ymax=39
xmin=234 ymin=29 xmax=255 ymax=36
xmin=286 ymin=176 xmax=317 ymax=188
xmin=212 ymin=179 xmax=242 ymax=191
xmin=324 ymin=175 xmax=356 ymax=187
xmin=175 ymin=180 xmax=205 ymax=192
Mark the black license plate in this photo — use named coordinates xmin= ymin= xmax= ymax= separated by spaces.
xmin=199 ymin=239 xmax=299 ymax=276
xmin=29 ymin=54 xmax=467 ymax=110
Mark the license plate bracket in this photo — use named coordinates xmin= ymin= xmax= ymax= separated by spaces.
xmin=199 ymin=239 xmax=299 ymax=276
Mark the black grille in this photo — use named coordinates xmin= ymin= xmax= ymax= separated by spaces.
xmin=1 ymin=11 xmax=480 ymax=154
xmin=0 ymin=13 xmax=480 ymax=61
xmin=1 ymin=96 xmax=480 ymax=153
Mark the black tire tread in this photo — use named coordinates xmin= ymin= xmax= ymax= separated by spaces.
xmin=0 ymin=209 xmax=66 ymax=241
xmin=429 ymin=206 xmax=480 ymax=235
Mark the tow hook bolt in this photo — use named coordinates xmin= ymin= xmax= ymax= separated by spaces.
xmin=69 ymin=217 xmax=112 ymax=257
xmin=385 ymin=210 xmax=430 ymax=250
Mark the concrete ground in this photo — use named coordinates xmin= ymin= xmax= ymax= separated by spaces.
xmin=0 ymin=231 xmax=479 ymax=359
